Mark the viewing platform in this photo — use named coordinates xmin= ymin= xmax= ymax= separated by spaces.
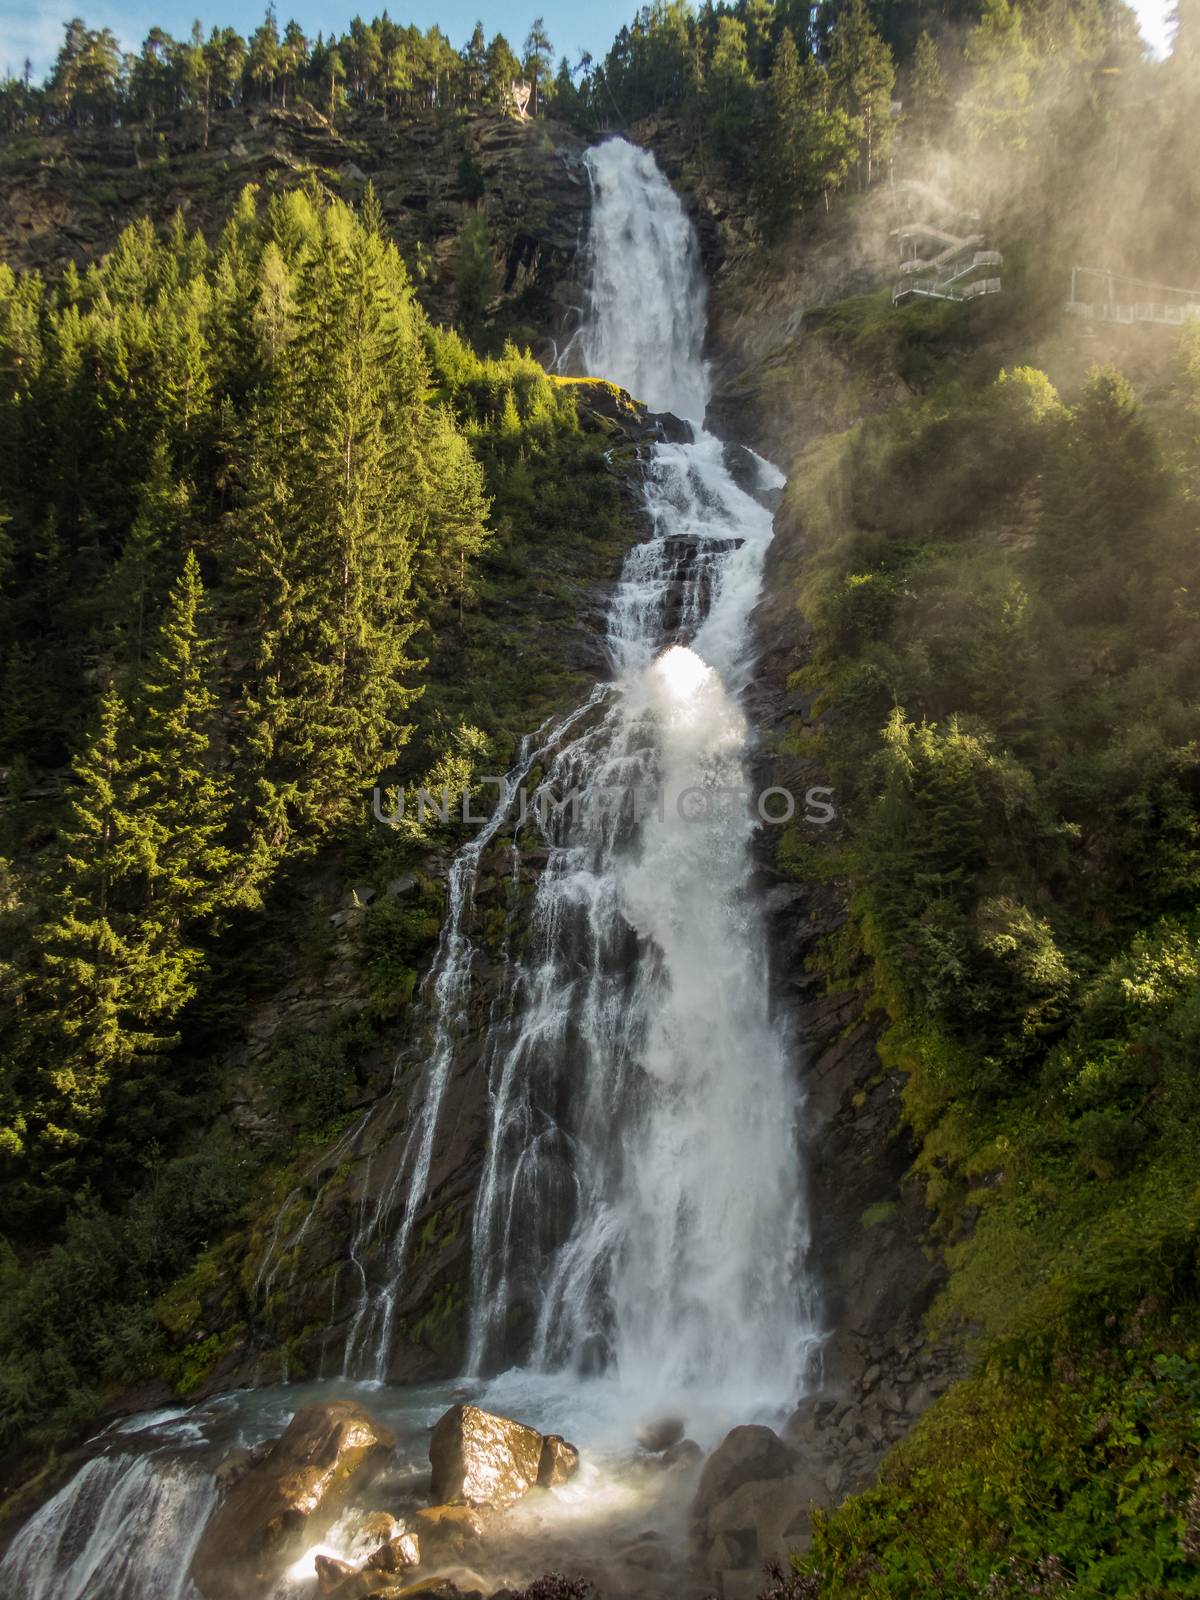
xmin=1065 ymin=267 xmax=1200 ymax=328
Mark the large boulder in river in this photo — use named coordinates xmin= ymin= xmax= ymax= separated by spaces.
xmin=691 ymin=1424 xmax=795 ymax=1526
xmin=190 ymin=1400 xmax=395 ymax=1599
xmin=429 ymin=1403 xmax=547 ymax=1507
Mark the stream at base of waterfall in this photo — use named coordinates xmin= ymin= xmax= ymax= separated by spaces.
xmin=0 ymin=137 xmax=820 ymax=1600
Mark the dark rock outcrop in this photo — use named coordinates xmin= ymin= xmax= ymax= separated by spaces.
xmin=190 ymin=1401 xmax=394 ymax=1600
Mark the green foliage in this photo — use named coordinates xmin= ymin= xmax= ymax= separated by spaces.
xmin=0 ymin=1147 xmax=249 ymax=1447
xmin=358 ymin=888 xmax=443 ymax=1019
xmin=800 ymin=1325 xmax=1200 ymax=1598
xmin=263 ymin=1013 xmax=374 ymax=1128
xmin=455 ymin=210 xmax=499 ymax=345
xmin=779 ymin=337 xmax=1200 ymax=1589
xmin=0 ymin=177 xmax=627 ymax=1454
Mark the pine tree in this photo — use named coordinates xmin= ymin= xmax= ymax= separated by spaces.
xmin=485 ymin=33 xmax=521 ymax=109
xmin=97 ymin=438 xmax=190 ymax=670
xmin=455 ymin=211 xmax=497 ymax=342
xmin=135 ymin=549 xmax=239 ymax=929
xmin=962 ymin=0 xmax=1033 ymax=152
xmin=417 ymin=406 xmax=492 ymax=625
xmin=707 ymin=16 xmax=755 ymax=166
xmin=759 ymin=29 xmax=806 ymax=233
xmin=1036 ymin=368 xmax=1166 ymax=622
xmin=908 ymin=30 xmax=947 ymax=156
xmin=464 ymin=21 xmax=488 ymax=104
xmin=524 ymin=17 xmax=553 ymax=114
xmin=35 ymin=688 xmax=159 ymax=1132
xmin=235 ymin=198 xmax=423 ymax=847
xmin=829 ymin=0 xmax=896 ymax=187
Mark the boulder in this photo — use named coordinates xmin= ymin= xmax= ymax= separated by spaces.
xmin=782 ymin=1394 xmax=836 ymax=1450
xmin=316 ymin=1555 xmax=382 ymax=1597
xmin=190 ymin=1401 xmax=395 ymax=1600
xmin=316 ymin=1555 xmax=358 ymax=1591
xmin=536 ymin=1433 xmax=580 ymax=1487
xmin=413 ymin=1502 xmax=487 ymax=1562
xmin=655 ymin=411 xmax=693 ymax=444
xmin=368 ymin=1532 xmax=421 ymax=1572
xmin=662 ymin=1438 xmax=704 ymax=1470
xmin=370 ymin=1584 xmax=465 ymax=1600
xmin=704 ymin=1465 xmax=825 ymax=1568
xmin=429 ymin=1404 xmax=544 ymax=1507
xmin=637 ymin=1416 xmax=685 ymax=1453
xmin=213 ymin=1439 xmax=272 ymax=1491
xmin=691 ymin=1425 xmax=794 ymax=1526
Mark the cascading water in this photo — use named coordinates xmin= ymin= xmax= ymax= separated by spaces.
xmin=463 ymin=138 xmax=816 ymax=1420
xmin=333 ymin=140 xmax=816 ymax=1413
xmin=0 ymin=136 xmax=819 ymax=1600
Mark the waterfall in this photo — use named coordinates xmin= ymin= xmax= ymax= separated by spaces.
xmin=465 ymin=138 xmax=814 ymax=1417
xmin=0 ymin=1447 xmax=216 ymax=1600
xmin=342 ymin=137 xmax=815 ymax=1414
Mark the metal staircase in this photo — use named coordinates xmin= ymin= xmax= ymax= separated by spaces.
xmin=892 ymin=221 xmax=1003 ymax=306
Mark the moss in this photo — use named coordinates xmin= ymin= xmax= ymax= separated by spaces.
xmin=163 ymin=1325 xmax=244 ymax=1397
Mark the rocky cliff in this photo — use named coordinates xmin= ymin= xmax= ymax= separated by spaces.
xmin=0 ymin=101 xmax=591 ymax=356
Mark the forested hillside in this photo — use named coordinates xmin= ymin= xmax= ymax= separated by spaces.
xmin=3 ymin=0 xmax=1200 ymax=1596
xmin=0 ymin=167 xmax=647 ymax=1457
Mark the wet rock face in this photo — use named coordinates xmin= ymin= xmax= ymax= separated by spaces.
xmin=429 ymin=1403 xmax=547 ymax=1508
xmin=190 ymin=1401 xmax=395 ymax=1600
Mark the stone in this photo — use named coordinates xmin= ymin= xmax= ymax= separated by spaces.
xmin=691 ymin=1425 xmax=795 ymax=1526
xmin=706 ymin=1472 xmax=820 ymax=1559
xmin=536 ymin=1433 xmax=580 ymax=1487
xmin=368 ymin=1532 xmax=421 ymax=1572
xmin=619 ymin=1539 xmax=676 ymax=1570
xmin=654 ymin=411 xmax=693 ymax=444
xmin=359 ymin=1512 xmax=399 ymax=1545
xmin=315 ymin=1554 xmax=359 ymax=1594
xmin=429 ymin=1403 xmax=545 ymax=1508
xmin=213 ymin=1439 xmax=272 ymax=1491
xmin=190 ymin=1401 xmax=395 ymax=1600
xmin=637 ymin=1416 xmax=685 ymax=1453
xmin=386 ymin=875 xmax=418 ymax=898
xmin=661 ymin=1438 xmax=704 ymax=1470
xmin=413 ymin=1502 xmax=487 ymax=1558
xmin=706 ymin=1533 xmax=743 ymax=1572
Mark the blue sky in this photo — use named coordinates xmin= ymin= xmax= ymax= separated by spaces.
xmin=0 ymin=0 xmax=1175 ymax=86
xmin=1 ymin=0 xmax=635 ymax=79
